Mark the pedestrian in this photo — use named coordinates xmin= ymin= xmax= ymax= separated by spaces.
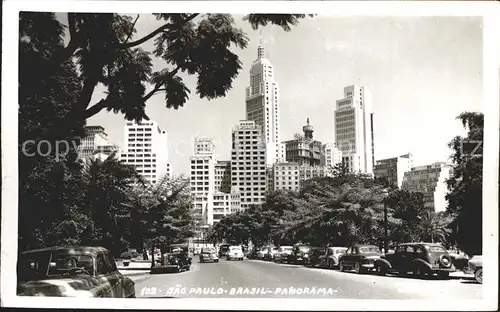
xmin=143 ymin=249 xmax=148 ymax=260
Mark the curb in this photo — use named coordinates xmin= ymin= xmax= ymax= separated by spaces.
xmin=118 ymin=267 xmax=152 ymax=271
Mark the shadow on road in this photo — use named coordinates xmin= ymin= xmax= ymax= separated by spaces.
xmin=460 ymin=280 xmax=479 ymax=284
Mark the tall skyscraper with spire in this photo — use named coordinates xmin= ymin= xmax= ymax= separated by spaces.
xmin=245 ymin=34 xmax=282 ymax=166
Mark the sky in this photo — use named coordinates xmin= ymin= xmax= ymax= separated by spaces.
xmin=85 ymin=14 xmax=483 ymax=176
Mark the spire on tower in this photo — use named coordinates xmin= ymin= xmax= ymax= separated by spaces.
xmin=257 ymin=30 xmax=265 ymax=59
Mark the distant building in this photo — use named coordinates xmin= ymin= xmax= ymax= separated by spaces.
xmin=212 ymin=191 xmax=232 ymax=224
xmin=401 ymin=162 xmax=452 ymax=212
xmin=120 ymin=120 xmax=170 ymax=184
xmin=214 ymin=161 xmax=231 ymax=193
xmin=283 ymin=118 xmax=324 ymax=166
xmin=323 ymin=143 xmax=343 ymax=168
xmin=272 ymin=162 xmax=331 ymax=192
xmin=78 ymin=125 xmax=119 ymax=161
xmin=231 ymin=120 xmax=268 ymax=210
xmin=334 ymin=85 xmax=374 ymax=175
xmin=374 ymin=153 xmax=413 ymax=189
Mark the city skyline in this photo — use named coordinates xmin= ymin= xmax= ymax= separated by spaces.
xmin=85 ymin=15 xmax=483 ymax=176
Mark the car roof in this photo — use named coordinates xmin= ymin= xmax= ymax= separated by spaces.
xmin=21 ymin=246 xmax=109 ymax=255
xmin=328 ymin=246 xmax=347 ymax=249
xmin=400 ymin=242 xmax=444 ymax=247
xmin=353 ymin=244 xmax=379 ymax=248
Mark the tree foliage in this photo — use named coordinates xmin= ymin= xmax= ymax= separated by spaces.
xmin=446 ymin=112 xmax=483 ymax=256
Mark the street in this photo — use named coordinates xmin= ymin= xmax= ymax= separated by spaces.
xmin=133 ymin=259 xmax=482 ymax=299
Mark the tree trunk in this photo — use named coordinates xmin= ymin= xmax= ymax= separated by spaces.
xmin=151 ymin=245 xmax=155 ymax=268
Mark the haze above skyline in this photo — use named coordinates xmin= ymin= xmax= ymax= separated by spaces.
xmin=86 ymin=14 xmax=483 ymax=176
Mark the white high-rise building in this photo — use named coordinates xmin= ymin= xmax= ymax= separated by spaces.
xmin=231 ymin=120 xmax=268 ymax=210
xmin=189 ymin=137 xmax=216 ymax=226
xmin=323 ymin=143 xmax=343 ymax=168
xmin=401 ymin=162 xmax=452 ymax=212
xmin=334 ymin=85 xmax=374 ymax=175
xmin=245 ymin=38 xmax=283 ymax=166
xmin=78 ymin=125 xmax=119 ymax=161
xmin=120 ymin=120 xmax=170 ymax=184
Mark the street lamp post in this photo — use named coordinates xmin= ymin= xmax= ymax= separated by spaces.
xmin=382 ymin=188 xmax=389 ymax=254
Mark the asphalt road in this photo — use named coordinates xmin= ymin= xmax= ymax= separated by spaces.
xmin=133 ymin=258 xmax=482 ymax=299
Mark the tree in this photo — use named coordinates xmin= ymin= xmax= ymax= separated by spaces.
xmin=80 ymin=153 xmax=143 ymax=254
xmin=19 ymin=13 xmax=312 ymax=133
xmin=417 ymin=211 xmax=453 ymax=244
xmin=446 ymin=112 xmax=483 ymax=256
xmin=131 ymin=175 xmax=196 ymax=267
xmin=386 ymin=189 xmax=427 ymax=244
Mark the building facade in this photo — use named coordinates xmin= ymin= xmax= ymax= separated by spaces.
xmin=120 ymin=120 xmax=170 ymax=184
xmin=323 ymin=143 xmax=343 ymax=168
xmin=401 ymin=162 xmax=452 ymax=212
xmin=214 ymin=160 xmax=231 ymax=193
xmin=334 ymin=85 xmax=374 ymax=175
xmin=374 ymin=153 xmax=413 ymax=189
xmin=231 ymin=120 xmax=268 ymax=210
xmin=272 ymin=162 xmax=331 ymax=192
xmin=245 ymin=40 xmax=283 ymax=166
xmin=78 ymin=126 xmax=119 ymax=161
xmin=189 ymin=137 xmax=216 ymax=226
xmin=283 ymin=118 xmax=324 ymax=166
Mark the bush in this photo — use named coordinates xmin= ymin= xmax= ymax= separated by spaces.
xmin=131 ymin=251 xmax=140 ymax=258
xmin=120 ymin=252 xmax=132 ymax=260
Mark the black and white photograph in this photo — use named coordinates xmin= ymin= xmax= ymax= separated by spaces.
xmin=1 ymin=0 xmax=498 ymax=310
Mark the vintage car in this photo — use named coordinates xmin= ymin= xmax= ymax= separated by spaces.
xmin=199 ymin=247 xmax=219 ymax=263
xmin=256 ymin=246 xmax=270 ymax=260
xmin=287 ymin=245 xmax=311 ymax=264
xmin=380 ymin=243 xmax=456 ymax=279
xmin=273 ymin=246 xmax=294 ymax=263
xmin=226 ymin=245 xmax=244 ymax=261
xmin=160 ymin=244 xmax=192 ymax=272
xmin=464 ymin=255 xmax=482 ymax=284
xmin=318 ymin=247 xmax=348 ymax=269
xmin=304 ymin=247 xmax=327 ymax=267
xmin=17 ymin=246 xmax=135 ymax=298
xmin=218 ymin=243 xmax=231 ymax=258
xmin=263 ymin=246 xmax=280 ymax=261
xmin=338 ymin=244 xmax=389 ymax=274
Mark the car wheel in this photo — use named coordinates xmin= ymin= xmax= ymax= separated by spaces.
xmin=376 ymin=264 xmax=387 ymax=276
xmin=327 ymin=259 xmax=334 ymax=269
xmin=215 ymin=259 xmax=219 ymax=263
xmin=354 ymin=263 xmax=362 ymax=274
xmin=339 ymin=262 xmax=345 ymax=272
xmin=413 ymin=265 xmax=426 ymax=278
xmin=176 ymin=265 xmax=182 ymax=273
xmin=475 ymin=268 xmax=483 ymax=284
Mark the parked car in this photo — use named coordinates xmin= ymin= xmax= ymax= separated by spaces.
xmin=264 ymin=246 xmax=280 ymax=261
xmin=17 ymin=246 xmax=135 ymax=297
xmin=256 ymin=246 xmax=269 ymax=260
xmin=304 ymin=247 xmax=327 ymax=267
xmin=226 ymin=245 xmax=244 ymax=261
xmin=464 ymin=255 xmax=482 ymax=284
xmin=448 ymin=251 xmax=469 ymax=271
xmin=380 ymin=243 xmax=456 ymax=279
xmin=218 ymin=244 xmax=231 ymax=258
xmin=273 ymin=246 xmax=294 ymax=263
xmin=318 ymin=247 xmax=348 ymax=269
xmin=288 ymin=245 xmax=311 ymax=264
xmin=339 ymin=244 xmax=389 ymax=274
xmin=160 ymin=244 xmax=192 ymax=272
xmin=246 ymin=248 xmax=259 ymax=260
xmin=199 ymin=247 xmax=219 ymax=263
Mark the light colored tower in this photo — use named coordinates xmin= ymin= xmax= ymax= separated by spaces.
xmin=231 ymin=120 xmax=267 ymax=210
xmin=334 ymin=85 xmax=374 ymax=175
xmin=120 ymin=119 xmax=170 ymax=184
xmin=245 ymin=33 xmax=282 ymax=166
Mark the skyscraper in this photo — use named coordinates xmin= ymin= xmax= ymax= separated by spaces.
xmin=120 ymin=120 xmax=170 ymax=184
xmin=374 ymin=153 xmax=413 ymax=189
xmin=231 ymin=120 xmax=267 ymax=210
xmin=334 ymin=85 xmax=374 ymax=175
xmin=245 ymin=37 xmax=282 ymax=166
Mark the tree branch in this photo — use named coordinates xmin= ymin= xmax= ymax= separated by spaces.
xmin=119 ymin=13 xmax=199 ymax=49
xmin=143 ymin=66 xmax=181 ymax=102
xmin=84 ymin=99 xmax=107 ymax=119
xmin=123 ymin=14 xmax=140 ymax=44
xmin=63 ymin=13 xmax=81 ymax=60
